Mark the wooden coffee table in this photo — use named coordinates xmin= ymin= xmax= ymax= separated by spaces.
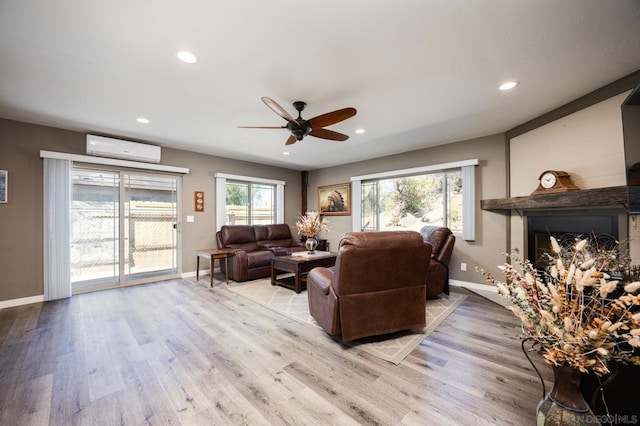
xmin=271 ymin=252 xmax=337 ymax=293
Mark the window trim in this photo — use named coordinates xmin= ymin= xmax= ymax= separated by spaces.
xmin=350 ymin=159 xmax=478 ymax=241
xmin=214 ymin=173 xmax=285 ymax=230
xmin=40 ymin=150 xmax=190 ymax=174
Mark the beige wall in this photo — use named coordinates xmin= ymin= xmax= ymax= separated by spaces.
xmin=508 ymin=91 xmax=639 ymax=262
xmin=3 ymin=80 xmax=636 ymax=304
xmin=510 ymin=91 xmax=629 ymax=197
xmin=0 ymin=118 xmax=302 ymax=302
xmin=0 ymin=120 xmax=85 ymax=302
xmin=308 ymin=134 xmax=509 ymax=285
xmin=161 ymin=147 xmax=303 ymax=273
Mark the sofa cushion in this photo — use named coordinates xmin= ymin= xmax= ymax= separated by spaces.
xmin=245 ymin=250 xmax=274 ymax=268
xmin=218 ymin=225 xmax=259 ymax=252
xmin=266 ymin=224 xmax=294 ymax=247
xmin=254 ymin=225 xmax=270 ymax=245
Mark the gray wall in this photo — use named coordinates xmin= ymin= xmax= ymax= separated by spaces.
xmin=0 ymin=118 xmax=303 ymax=302
xmin=308 ymin=134 xmax=508 ymax=285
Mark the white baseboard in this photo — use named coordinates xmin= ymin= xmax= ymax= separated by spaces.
xmin=451 ymin=279 xmax=508 ymax=307
xmin=181 ymin=267 xmax=221 ymax=279
xmin=450 ymin=279 xmax=495 ymax=292
xmin=0 ymin=294 xmax=45 ymax=309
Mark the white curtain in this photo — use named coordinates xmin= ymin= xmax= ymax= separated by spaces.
xmin=43 ymin=158 xmax=72 ymax=300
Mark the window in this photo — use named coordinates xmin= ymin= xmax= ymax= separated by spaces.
xmin=225 ymin=180 xmax=276 ymax=225
xmin=215 ymin=173 xmax=285 ymax=229
xmin=70 ymin=168 xmax=180 ymax=292
xmin=361 ymin=170 xmax=462 ymax=232
xmin=352 ymin=160 xmax=478 ymax=240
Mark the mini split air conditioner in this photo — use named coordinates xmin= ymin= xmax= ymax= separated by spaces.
xmin=86 ymin=134 xmax=161 ymax=163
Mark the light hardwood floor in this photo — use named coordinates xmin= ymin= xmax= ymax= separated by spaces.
xmin=0 ymin=277 xmax=552 ymax=425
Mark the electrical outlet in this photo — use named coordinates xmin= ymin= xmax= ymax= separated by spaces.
xmin=460 ymin=262 xmax=467 ymax=271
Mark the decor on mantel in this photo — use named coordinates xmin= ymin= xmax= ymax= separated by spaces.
xmin=479 ymin=236 xmax=640 ymax=424
xmin=295 ymin=211 xmax=330 ymax=254
xmin=531 ymin=170 xmax=580 ymax=196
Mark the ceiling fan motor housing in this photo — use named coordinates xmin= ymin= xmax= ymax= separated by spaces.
xmin=287 ymin=119 xmax=312 ymax=140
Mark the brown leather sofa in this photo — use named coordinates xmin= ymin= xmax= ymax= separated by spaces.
xmin=307 ymin=231 xmax=432 ymax=342
xmin=215 ymin=224 xmax=306 ymax=281
xmin=419 ymin=225 xmax=455 ymax=298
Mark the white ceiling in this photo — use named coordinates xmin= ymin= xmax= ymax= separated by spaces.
xmin=1 ymin=1 xmax=639 ymax=171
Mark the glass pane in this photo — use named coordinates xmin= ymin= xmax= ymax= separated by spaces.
xmin=251 ymin=183 xmax=275 ymax=224
xmin=71 ymin=169 xmax=120 ymax=290
xmin=375 ymin=175 xmax=436 ymax=231
xmin=422 ymin=173 xmax=444 ymax=227
xmin=361 ymin=181 xmax=378 ymax=230
xmin=447 ymin=171 xmax=463 ymax=232
xmin=124 ymin=174 xmax=178 ymax=281
xmin=226 ymin=182 xmax=249 ymax=225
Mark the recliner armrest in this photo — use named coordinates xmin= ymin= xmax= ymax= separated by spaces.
xmin=308 ymin=268 xmax=333 ymax=295
xmin=270 ymin=247 xmax=289 ymax=256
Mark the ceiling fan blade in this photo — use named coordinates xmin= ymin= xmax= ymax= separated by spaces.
xmin=285 ymin=135 xmax=297 ymax=145
xmin=237 ymin=126 xmax=286 ymax=129
xmin=308 ymin=107 xmax=357 ymax=129
xmin=309 ymin=128 xmax=349 ymax=141
xmin=261 ymin=97 xmax=296 ymax=122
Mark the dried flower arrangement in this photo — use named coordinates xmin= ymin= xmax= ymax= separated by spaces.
xmin=295 ymin=211 xmax=330 ymax=238
xmin=480 ymin=235 xmax=640 ymax=376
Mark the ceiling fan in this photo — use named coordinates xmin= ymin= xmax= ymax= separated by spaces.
xmin=238 ymin=97 xmax=357 ymax=145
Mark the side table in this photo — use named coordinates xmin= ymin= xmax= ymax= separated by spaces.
xmin=196 ymin=249 xmax=236 ymax=287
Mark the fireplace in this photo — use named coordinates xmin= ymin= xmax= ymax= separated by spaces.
xmin=526 ymin=210 xmax=627 ymax=269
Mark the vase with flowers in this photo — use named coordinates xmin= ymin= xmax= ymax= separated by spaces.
xmin=479 ymin=235 xmax=640 ymax=425
xmin=295 ymin=211 xmax=330 ymax=254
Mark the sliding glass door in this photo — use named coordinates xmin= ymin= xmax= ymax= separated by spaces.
xmin=71 ymin=168 xmax=180 ymax=292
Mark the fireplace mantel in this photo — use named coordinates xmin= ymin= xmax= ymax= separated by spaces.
xmin=481 ymin=185 xmax=628 ymax=213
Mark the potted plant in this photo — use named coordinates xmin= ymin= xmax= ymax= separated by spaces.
xmin=480 ymin=236 xmax=640 ymax=424
xmin=295 ymin=211 xmax=330 ymax=253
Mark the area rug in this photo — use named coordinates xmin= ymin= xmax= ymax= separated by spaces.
xmin=227 ymin=278 xmax=467 ymax=365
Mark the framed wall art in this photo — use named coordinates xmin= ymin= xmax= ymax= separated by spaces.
xmin=318 ymin=182 xmax=350 ymax=216
xmin=194 ymin=190 xmax=204 ymax=212
xmin=0 ymin=170 xmax=6 ymax=203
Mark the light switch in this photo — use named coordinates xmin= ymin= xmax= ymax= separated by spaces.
xmin=186 ymin=215 xmax=194 ymax=223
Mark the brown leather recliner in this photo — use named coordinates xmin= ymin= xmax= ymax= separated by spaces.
xmin=419 ymin=225 xmax=455 ymax=298
xmin=307 ymin=231 xmax=432 ymax=342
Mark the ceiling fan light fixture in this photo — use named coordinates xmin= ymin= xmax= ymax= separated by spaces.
xmin=177 ymin=50 xmax=198 ymax=64
xmin=499 ymin=80 xmax=519 ymax=91
xmin=241 ymin=97 xmax=357 ymax=145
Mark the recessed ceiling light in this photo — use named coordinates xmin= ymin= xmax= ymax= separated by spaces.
xmin=177 ymin=51 xmax=198 ymax=64
xmin=136 ymin=117 xmax=150 ymax=124
xmin=283 ymin=151 xmax=290 ymax=156
xmin=355 ymin=128 xmax=366 ymax=134
xmin=499 ymin=81 xmax=519 ymax=91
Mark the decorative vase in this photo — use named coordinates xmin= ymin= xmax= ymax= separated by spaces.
xmin=536 ymin=365 xmax=600 ymax=425
xmin=305 ymin=237 xmax=318 ymax=254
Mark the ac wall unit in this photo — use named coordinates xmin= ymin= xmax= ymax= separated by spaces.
xmin=86 ymin=135 xmax=161 ymax=163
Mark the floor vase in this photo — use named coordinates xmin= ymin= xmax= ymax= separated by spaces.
xmin=536 ymin=365 xmax=600 ymax=425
